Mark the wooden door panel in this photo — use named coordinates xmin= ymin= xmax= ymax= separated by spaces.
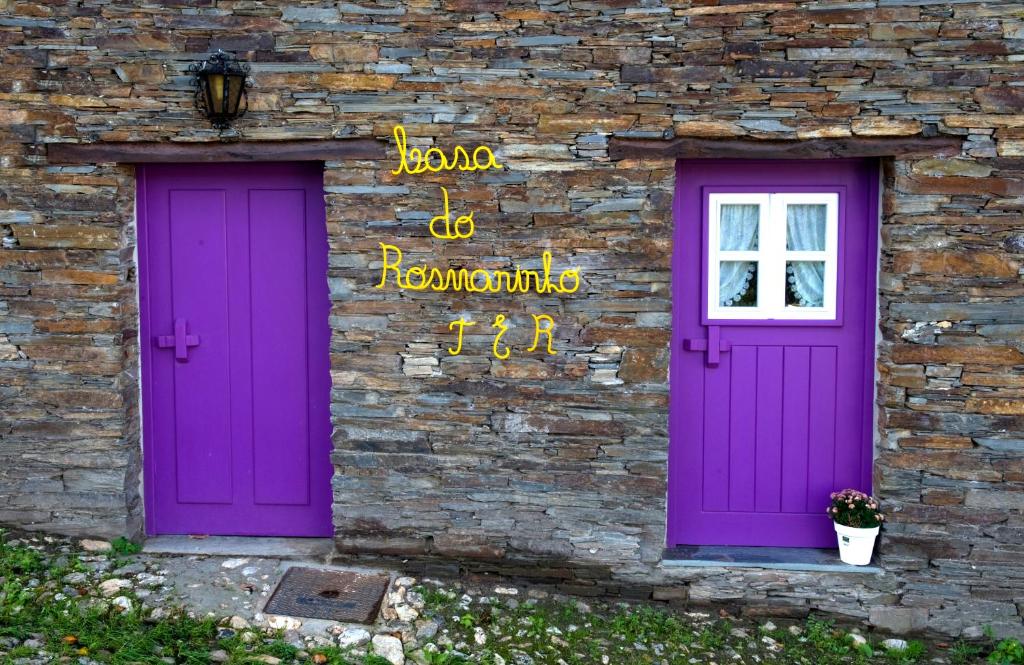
xmin=167 ymin=189 xmax=234 ymax=505
xmin=139 ymin=162 xmax=333 ymax=537
xmin=668 ymin=159 xmax=878 ymax=548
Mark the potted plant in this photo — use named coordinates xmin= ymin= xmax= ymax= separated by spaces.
xmin=827 ymin=489 xmax=884 ymax=565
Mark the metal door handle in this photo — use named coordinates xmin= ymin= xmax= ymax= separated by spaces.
xmin=684 ymin=325 xmax=731 ymax=367
xmin=156 ymin=318 xmax=200 ymax=361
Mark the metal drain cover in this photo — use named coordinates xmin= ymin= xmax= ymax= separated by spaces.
xmin=263 ymin=566 xmax=390 ymax=623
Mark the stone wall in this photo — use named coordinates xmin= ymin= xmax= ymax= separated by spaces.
xmin=1 ymin=0 xmax=1022 ymax=638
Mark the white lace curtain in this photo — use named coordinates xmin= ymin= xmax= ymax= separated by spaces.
xmin=785 ymin=205 xmax=825 ymax=308
xmin=719 ymin=204 xmax=758 ymax=306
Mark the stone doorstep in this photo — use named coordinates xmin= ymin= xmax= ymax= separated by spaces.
xmin=143 ymin=535 xmax=336 ymax=561
xmin=661 ymin=545 xmax=884 ymax=574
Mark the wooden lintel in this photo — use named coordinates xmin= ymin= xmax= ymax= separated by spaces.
xmin=47 ymin=138 xmax=387 ymax=164
xmin=608 ymin=135 xmax=963 ymax=161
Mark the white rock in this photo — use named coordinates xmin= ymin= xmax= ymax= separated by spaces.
xmin=395 ymin=604 xmax=419 ymax=622
xmin=307 ymin=635 xmax=333 ymax=649
xmin=474 ymin=627 xmax=487 ymax=645
xmin=228 ymin=616 xmax=250 ymax=630
xmin=99 ymin=578 xmax=131 ymax=597
xmin=241 ymin=566 xmax=259 ymax=576
xmin=80 ymin=539 xmax=112 ymax=552
xmin=394 ymin=576 xmax=417 ymax=588
xmin=252 ymin=656 xmax=280 ymax=665
xmin=414 ymin=620 xmax=439 ymax=640
xmin=338 ymin=627 xmax=371 ymax=648
xmin=137 ymin=573 xmax=166 ymax=587
xmin=760 ymin=621 xmax=777 ymax=632
xmin=372 ymin=634 xmax=405 ymax=665
xmin=848 ymin=633 xmax=867 ymax=646
xmin=111 ymin=596 xmax=133 ymax=612
xmin=221 ymin=558 xmax=249 ymax=569
xmin=266 ymin=614 xmax=302 ymax=631
xmin=494 ymin=586 xmax=519 ymax=595
xmin=209 ymin=650 xmax=229 ymax=663
xmin=883 ymin=638 xmax=908 ymax=651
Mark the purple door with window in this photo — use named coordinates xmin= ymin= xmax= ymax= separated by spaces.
xmin=668 ymin=159 xmax=878 ymax=548
xmin=138 ymin=162 xmax=333 ymax=537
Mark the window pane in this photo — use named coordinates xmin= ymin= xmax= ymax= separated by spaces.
xmin=786 ymin=204 xmax=826 ymax=251
xmin=786 ymin=261 xmax=825 ymax=307
xmin=720 ymin=204 xmax=759 ymax=251
xmin=720 ymin=261 xmax=757 ymax=307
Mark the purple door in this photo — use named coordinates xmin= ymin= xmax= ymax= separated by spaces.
xmin=138 ymin=162 xmax=333 ymax=537
xmin=668 ymin=159 xmax=878 ymax=548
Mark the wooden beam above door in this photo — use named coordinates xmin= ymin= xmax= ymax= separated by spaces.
xmin=608 ymin=135 xmax=963 ymax=161
xmin=47 ymin=138 xmax=387 ymax=164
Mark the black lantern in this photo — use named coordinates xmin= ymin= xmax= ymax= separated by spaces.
xmin=189 ymin=50 xmax=249 ymax=129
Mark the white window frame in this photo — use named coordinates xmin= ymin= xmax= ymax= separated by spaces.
xmin=707 ymin=192 xmax=839 ymax=321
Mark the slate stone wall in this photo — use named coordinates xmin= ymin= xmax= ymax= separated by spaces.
xmin=1 ymin=0 xmax=1022 ymax=638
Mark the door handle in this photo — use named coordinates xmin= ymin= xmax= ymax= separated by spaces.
xmin=156 ymin=318 xmax=201 ymax=362
xmin=684 ymin=325 xmax=731 ymax=367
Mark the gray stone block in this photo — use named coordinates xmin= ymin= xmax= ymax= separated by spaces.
xmin=869 ymin=606 xmax=930 ymax=634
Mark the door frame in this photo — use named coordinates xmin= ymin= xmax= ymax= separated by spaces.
xmin=666 ymin=158 xmax=881 ymax=548
xmin=134 ymin=162 xmax=334 ymax=537
xmin=136 ymin=164 xmax=156 ymax=534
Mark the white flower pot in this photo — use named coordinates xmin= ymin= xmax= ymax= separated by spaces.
xmin=834 ymin=523 xmax=879 ymax=566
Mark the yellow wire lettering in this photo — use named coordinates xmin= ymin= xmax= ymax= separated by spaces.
xmin=491 ymin=314 xmax=510 ymax=360
xmin=376 ymin=243 xmax=404 ymax=289
xmin=391 ymin=125 xmax=503 ymax=176
xmin=429 ymin=187 xmax=475 ymax=240
xmin=528 ymin=315 xmax=556 ymax=355
xmin=375 ymin=244 xmax=580 ymax=294
xmin=448 ymin=317 xmax=476 ymax=356
xmin=383 ymin=124 xmax=576 ymax=359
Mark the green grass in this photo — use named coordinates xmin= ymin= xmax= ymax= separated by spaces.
xmin=989 ymin=638 xmax=1024 ymax=665
xmin=409 ymin=583 xmax=1004 ymax=665
xmin=951 ymin=639 xmax=986 ymax=665
xmin=882 ymin=640 xmax=926 ymax=665
xmin=0 ymin=532 xmax=366 ymax=664
xmin=110 ymin=536 xmax=143 ymax=556
xmin=0 ymin=531 xmax=1007 ymax=665
xmin=414 ymin=585 xmax=884 ymax=665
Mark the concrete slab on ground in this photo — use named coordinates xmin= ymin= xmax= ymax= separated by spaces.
xmin=143 ymin=535 xmax=335 ymax=561
xmin=138 ymin=549 xmax=396 ymax=641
